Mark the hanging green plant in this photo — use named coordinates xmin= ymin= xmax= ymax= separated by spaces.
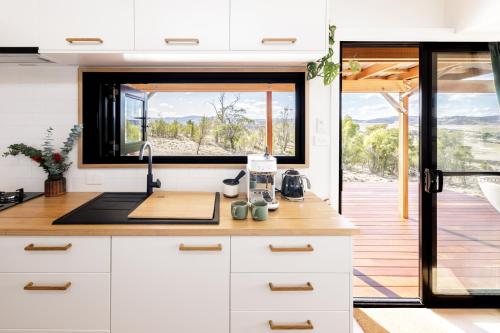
xmin=307 ymin=25 xmax=361 ymax=86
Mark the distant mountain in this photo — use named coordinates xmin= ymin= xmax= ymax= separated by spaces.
xmin=148 ymin=116 xmax=289 ymax=125
xmin=352 ymin=115 xmax=500 ymax=126
xmin=437 ymin=115 xmax=500 ymax=125
xmin=354 ymin=116 xmax=419 ymax=126
xmin=149 ymin=116 xmax=206 ymax=124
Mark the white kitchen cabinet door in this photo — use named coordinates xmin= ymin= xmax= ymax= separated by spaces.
xmin=112 ymin=236 xmax=230 ymax=333
xmin=38 ymin=0 xmax=134 ymax=51
xmin=0 ymin=0 xmax=39 ymax=47
xmin=230 ymin=0 xmax=327 ymax=51
xmin=0 ymin=273 xmax=110 ymax=330
xmin=135 ymin=0 xmax=229 ymax=50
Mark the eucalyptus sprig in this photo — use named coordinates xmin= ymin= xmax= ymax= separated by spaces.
xmin=307 ymin=25 xmax=361 ymax=86
xmin=3 ymin=125 xmax=83 ymax=178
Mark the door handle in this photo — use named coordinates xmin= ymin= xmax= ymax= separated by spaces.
xmin=424 ymin=168 xmax=443 ymax=193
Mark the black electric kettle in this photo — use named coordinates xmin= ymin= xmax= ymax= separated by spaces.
xmin=281 ymin=169 xmax=311 ymax=201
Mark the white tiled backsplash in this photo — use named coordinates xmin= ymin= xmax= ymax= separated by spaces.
xmin=0 ymin=66 xmax=332 ymax=199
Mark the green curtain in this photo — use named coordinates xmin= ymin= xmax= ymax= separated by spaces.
xmin=489 ymin=42 xmax=500 ymax=107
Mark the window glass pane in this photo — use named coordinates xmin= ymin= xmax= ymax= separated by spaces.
xmin=272 ymin=92 xmax=296 ymax=156
xmin=124 ymin=97 xmax=144 ymax=144
xmin=147 ymin=91 xmax=267 ymax=156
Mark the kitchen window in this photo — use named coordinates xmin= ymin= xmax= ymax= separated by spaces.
xmin=80 ymin=70 xmax=306 ymax=166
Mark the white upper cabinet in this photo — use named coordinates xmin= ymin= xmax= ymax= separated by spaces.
xmin=38 ymin=0 xmax=134 ymax=51
xmin=230 ymin=0 xmax=328 ymax=51
xmin=135 ymin=0 xmax=230 ymax=51
xmin=0 ymin=0 xmax=39 ymax=47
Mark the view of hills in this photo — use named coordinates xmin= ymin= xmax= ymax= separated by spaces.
xmin=352 ymin=115 xmax=500 ymax=126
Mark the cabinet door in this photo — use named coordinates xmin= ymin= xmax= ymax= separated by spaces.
xmin=112 ymin=236 xmax=230 ymax=333
xmin=135 ymin=0 xmax=229 ymax=50
xmin=38 ymin=0 xmax=134 ymax=51
xmin=0 ymin=0 xmax=39 ymax=47
xmin=230 ymin=0 xmax=327 ymax=51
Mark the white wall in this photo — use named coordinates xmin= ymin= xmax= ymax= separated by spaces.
xmin=0 ymin=66 xmax=332 ymax=199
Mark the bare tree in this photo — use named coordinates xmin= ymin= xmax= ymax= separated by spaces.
xmin=210 ymin=93 xmax=241 ymax=144
xmin=276 ymin=106 xmax=293 ymax=153
xmin=195 ymin=115 xmax=210 ymax=155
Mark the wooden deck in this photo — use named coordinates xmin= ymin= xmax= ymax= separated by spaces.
xmin=342 ymin=181 xmax=500 ymax=298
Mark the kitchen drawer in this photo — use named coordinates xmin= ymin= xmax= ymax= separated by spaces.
xmin=0 ymin=273 xmax=110 ymax=330
xmin=231 ymin=236 xmax=351 ymax=273
xmin=231 ymin=311 xmax=349 ymax=333
xmin=0 ymin=236 xmax=110 ymax=273
xmin=231 ymin=273 xmax=350 ymax=311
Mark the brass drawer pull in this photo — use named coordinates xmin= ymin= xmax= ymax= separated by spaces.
xmin=165 ymin=38 xmax=200 ymax=45
xmin=179 ymin=243 xmax=222 ymax=251
xmin=269 ymin=244 xmax=314 ymax=252
xmin=24 ymin=282 xmax=72 ymax=291
xmin=24 ymin=243 xmax=72 ymax=251
xmin=262 ymin=38 xmax=297 ymax=44
xmin=269 ymin=282 xmax=314 ymax=292
xmin=65 ymin=37 xmax=103 ymax=44
xmin=269 ymin=320 xmax=313 ymax=330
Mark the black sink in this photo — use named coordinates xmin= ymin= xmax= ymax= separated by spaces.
xmin=52 ymin=192 xmax=220 ymax=225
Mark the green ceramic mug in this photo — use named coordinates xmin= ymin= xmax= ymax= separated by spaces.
xmin=251 ymin=200 xmax=268 ymax=221
xmin=231 ymin=200 xmax=248 ymax=220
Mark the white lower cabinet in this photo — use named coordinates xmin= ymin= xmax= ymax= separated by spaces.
xmin=111 ymin=236 xmax=230 ymax=333
xmin=0 ymin=235 xmax=351 ymax=332
xmin=0 ymin=273 xmax=110 ymax=330
xmin=231 ymin=311 xmax=350 ymax=333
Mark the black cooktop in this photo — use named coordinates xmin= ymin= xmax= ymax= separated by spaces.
xmin=52 ymin=192 xmax=220 ymax=225
xmin=0 ymin=189 xmax=44 ymax=212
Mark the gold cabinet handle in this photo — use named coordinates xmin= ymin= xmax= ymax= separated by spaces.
xmin=65 ymin=37 xmax=103 ymax=44
xmin=24 ymin=282 xmax=72 ymax=291
xmin=269 ymin=320 xmax=313 ymax=330
xmin=269 ymin=282 xmax=314 ymax=292
xmin=165 ymin=38 xmax=199 ymax=45
xmin=24 ymin=243 xmax=72 ymax=251
xmin=262 ymin=38 xmax=297 ymax=44
xmin=269 ymin=244 xmax=314 ymax=252
xmin=179 ymin=243 xmax=222 ymax=251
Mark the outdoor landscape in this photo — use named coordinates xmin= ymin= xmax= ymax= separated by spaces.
xmin=127 ymin=91 xmax=296 ymax=157
xmin=342 ymin=92 xmax=500 ymax=196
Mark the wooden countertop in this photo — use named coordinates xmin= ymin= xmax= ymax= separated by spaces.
xmin=0 ymin=192 xmax=358 ymax=236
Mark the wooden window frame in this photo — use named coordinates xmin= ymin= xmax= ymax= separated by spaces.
xmin=78 ymin=67 xmax=309 ymax=168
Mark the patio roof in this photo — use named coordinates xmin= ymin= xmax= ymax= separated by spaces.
xmin=341 ymin=47 xmax=495 ymax=93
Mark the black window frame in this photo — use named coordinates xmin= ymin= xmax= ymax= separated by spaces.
xmin=81 ymin=70 xmax=306 ymax=165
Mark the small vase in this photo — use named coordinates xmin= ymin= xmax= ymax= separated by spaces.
xmin=45 ymin=175 xmax=66 ymax=197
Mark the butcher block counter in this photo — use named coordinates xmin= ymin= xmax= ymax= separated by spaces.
xmin=0 ymin=192 xmax=357 ymax=236
xmin=0 ymin=191 xmax=357 ymax=333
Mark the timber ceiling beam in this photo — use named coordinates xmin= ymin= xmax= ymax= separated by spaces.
xmin=342 ymin=79 xmax=495 ymax=93
xmin=398 ymin=66 xmax=419 ymax=80
xmin=353 ymin=63 xmax=400 ymax=80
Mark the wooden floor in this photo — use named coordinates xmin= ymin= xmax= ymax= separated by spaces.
xmin=342 ymin=182 xmax=500 ymax=298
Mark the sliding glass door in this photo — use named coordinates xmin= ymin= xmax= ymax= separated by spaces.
xmin=421 ymin=43 xmax=500 ymax=306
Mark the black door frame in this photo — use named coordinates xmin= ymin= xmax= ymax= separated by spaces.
xmin=421 ymin=42 xmax=500 ymax=307
xmin=341 ymin=41 xmax=500 ymax=307
xmin=340 ymin=41 xmax=423 ymax=307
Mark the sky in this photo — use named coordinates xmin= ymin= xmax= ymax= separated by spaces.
xmin=146 ymin=91 xmax=295 ymax=120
